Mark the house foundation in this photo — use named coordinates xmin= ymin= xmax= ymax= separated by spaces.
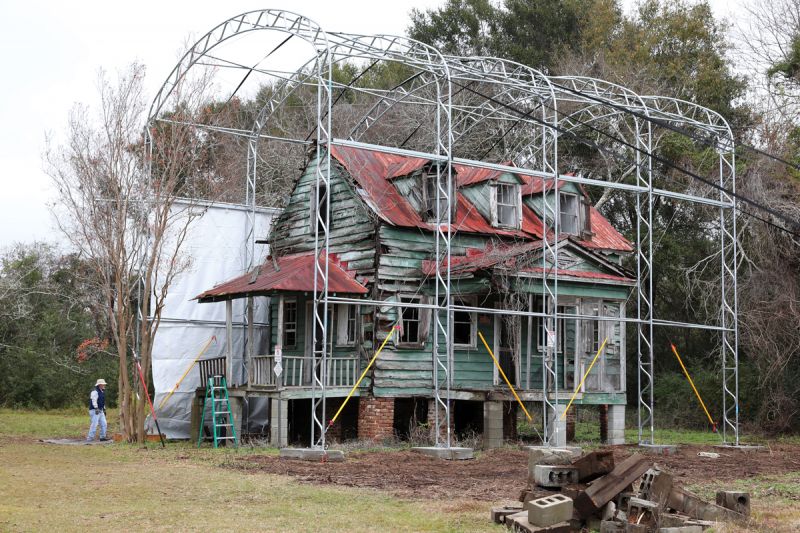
xmin=483 ymin=400 xmax=504 ymax=449
xmin=358 ymin=396 xmax=394 ymax=441
xmin=607 ymin=404 xmax=625 ymax=445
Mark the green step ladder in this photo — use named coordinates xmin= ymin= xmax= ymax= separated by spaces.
xmin=197 ymin=375 xmax=238 ymax=448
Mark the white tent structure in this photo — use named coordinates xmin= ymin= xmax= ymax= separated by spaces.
xmin=148 ymin=200 xmax=279 ymax=438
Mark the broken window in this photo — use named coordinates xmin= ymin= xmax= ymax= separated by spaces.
xmin=399 ymin=295 xmax=422 ymax=345
xmin=312 ymin=183 xmax=329 ymax=234
xmin=452 ymin=296 xmax=476 ymax=347
xmin=283 ymin=299 xmax=297 ymax=348
xmin=423 ymin=170 xmax=453 ymax=222
xmin=494 ymin=183 xmax=520 ymax=227
xmin=559 ymin=192 xmax=579 ymax=234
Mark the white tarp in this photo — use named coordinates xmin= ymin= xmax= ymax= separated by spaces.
xmin=148 ymin=200 xmax=279 ymax=438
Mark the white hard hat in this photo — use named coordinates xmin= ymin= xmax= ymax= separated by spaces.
xmin=95 ymin=379 xmax=108 ymax=386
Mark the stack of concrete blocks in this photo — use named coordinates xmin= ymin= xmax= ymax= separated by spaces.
xmin=607 ymin=405 xmax=625 ymax=445
xmin=483 ymin=401 xmax=503 ymax=449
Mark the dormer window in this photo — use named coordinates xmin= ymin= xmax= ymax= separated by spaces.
xmin=493 ymin=183 xmax=521 ymax=228
xmin=422 ymin=169 xmax=453 ymax=222
xmin=559 ymin=192 xmax=579 ymax=235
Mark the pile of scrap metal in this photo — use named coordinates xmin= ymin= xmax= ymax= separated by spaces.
xmin=490 ymin=449 xmax=751 ymax=532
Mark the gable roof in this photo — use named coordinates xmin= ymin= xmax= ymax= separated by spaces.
xmin=328 ymin=144 xmax=631 ymax=252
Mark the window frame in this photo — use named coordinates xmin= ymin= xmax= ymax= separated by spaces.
xmin=335 ymin=304 xmax=359 ymax=347
xmin=535 ymin=303 xmax=568 ymax=354
xmin=493 ymin=182 xmax=521 ymax=228
xmin=422 ymin=169 xmax=453 ymax=222
xmin=282 ymin=298 xmax=298 ymax=349
xmin=397 ymin=295 xmax=424 ymax=348
xmin=558 ymin=192 xmax=580 ymax=235
xmin=452 ymin=295 xmax=477 ymax=349
xmin=311 ymin=182 xmax=329 ymax=234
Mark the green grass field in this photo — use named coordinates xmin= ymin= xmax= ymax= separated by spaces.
xmin=0 ymin=408 xmax=495 ymax=532
xmin=1 ymin=408 xmax=798 ymax=532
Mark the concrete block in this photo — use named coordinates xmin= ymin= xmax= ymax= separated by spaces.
xmin=484 ymin=401 xmax=504 ymax=449
xmin=279 ymin=448 xmax=345 ymax=462
xmin=715 ymin=490 xmax=750 ymax=517
xmin=657 ymin=527 xmax=703 ymax=533
xmin=600 ymin=520 xmax=626 ymax=533
xmin=411 ymin=446 xmax=474 ymax=460
xmin=639 ymin=443 xmax=678 ymax=455
xmin=547 ymin=405 xmax=568 ymax=447
xmin=525 ymin=494 xmax=573 ymax=527
xmin=601 ymin=501 xmax=617 ymax=520
xmin=639 ymin=468 xmax=674 ymax=504
xmin=491 ymin=506 xmax=523 ymax=524
xmin=625 ymin=524 xmax=648 ymax=533
xmin=508 ymin=515 xmax=572 ymax=533
xmin=606 ymin=405 xmax=626 ymax=445
xmin=533 ymin=465 xmax=580 ymax=488
xmin=527 ymin=447 xmax=581 ymax=485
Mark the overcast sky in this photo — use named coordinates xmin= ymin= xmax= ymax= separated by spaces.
xmin=0 ymin=0 xmax=743 ymax=248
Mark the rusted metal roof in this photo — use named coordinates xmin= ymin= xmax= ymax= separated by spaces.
xmin=195 ymin=252 xmax=368 ymax=302
xmin=578 ymin=207 xmax=634 ymax=252
xmin=329 ymin=144 xmax=631 ymax=252
xmin=519 ymin=266 xmax=635 ymax=284
xmin=421 ymin=241 xmax=543 ymax=276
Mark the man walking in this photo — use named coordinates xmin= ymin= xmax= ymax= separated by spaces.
xmin=87 ymin=378 xmax=110 ymax=442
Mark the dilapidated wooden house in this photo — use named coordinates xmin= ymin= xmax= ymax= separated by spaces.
xmin=195 ymin=144 xmax=634 ymax=447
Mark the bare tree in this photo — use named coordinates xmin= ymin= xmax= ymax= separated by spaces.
xmin=46 ymin=63 xmax=217 ymax=442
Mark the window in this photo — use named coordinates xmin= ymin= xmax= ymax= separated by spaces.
xmin=283 ymin=300 xmax=297 ymax=348
xmin=336 ymin=304 xmax=358 ymax=346
xmin=312 ymin=183 xmax=329 ymax=234
xmin=535 ymin=302 xmax=567 ymax=353
xmin=452 ymin=297 xmax=476 ymax=347
xmin=399 ymin=296 xmax=421 ymax=345
xmin=559 ymin=193 xmax=579 ymax=234
xmin=495 ymin=183 xmax=520 ymax=227
xmin=423 ymin=170 xmax=452 ymax=221
xmin=590 ymin=307 xmax=601 ymax=354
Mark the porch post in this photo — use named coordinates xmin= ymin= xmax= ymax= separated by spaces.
xmin=276 ymin=295 xmax=284 ymax=387
xmin=246 ymin=296 xmax=254 ymax=386
xmin=226 ymin=300 xmax=233 ymax=384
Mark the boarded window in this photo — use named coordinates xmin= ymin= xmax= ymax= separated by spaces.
xmin=283 ymin=300 xmax=297 ymax=348
xmin=559 ymin=193 xmax=579 ymax=234
xmin=496 ymin=183 xmax=519 ymax=227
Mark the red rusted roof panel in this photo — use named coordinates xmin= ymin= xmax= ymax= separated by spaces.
xmin=519 ymin=266 xmax=635 ymax=283
xmin=195 ymin=252 xmax=368 ymax=301
xmin=329 ymin=144 xmax=631 ymax=252
xmin=577 ymin=207 xmax=634 ymax=252
xmin=421 ymin=240 xmax=543 ymax=275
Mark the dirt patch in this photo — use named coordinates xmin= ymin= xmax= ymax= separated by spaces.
xmin=232 ymin=443 xmax=800 ymax=501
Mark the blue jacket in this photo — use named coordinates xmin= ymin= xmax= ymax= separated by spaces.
xmin=89 ymin=386 xmax=105 ymax=411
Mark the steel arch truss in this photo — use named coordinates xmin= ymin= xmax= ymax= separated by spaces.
xmin=147 ymin=10 xmax=742 ymax=449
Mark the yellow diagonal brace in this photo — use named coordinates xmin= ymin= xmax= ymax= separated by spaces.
xmin=157 ymin=335 xmax=216 ymax=411
xmin=328 ymin=324 xmax=398 ymax=428
xmin=478 ymin=331 xmax=532 ymax=421
xmin=670 ymin=343 xmax=717 ymax=431
xmin=561 ymin=337 xmax=608 ymax=420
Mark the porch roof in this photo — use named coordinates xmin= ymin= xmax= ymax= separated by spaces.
xmin=194 ymin=252 xmax=368 ymax=303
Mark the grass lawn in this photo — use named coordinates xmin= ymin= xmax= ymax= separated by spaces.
xmin=2 ymin=408 xmax=799 ymax=532
xmin=0 ymin=409 xmax=495 ymax=532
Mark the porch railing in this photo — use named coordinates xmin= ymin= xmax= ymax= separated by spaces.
xmin=250 ymin=354 xmax=359 ymax=388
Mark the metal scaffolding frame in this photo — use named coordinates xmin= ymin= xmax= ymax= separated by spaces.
xmin=146 ymin=9 xmax=741 ymax=449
